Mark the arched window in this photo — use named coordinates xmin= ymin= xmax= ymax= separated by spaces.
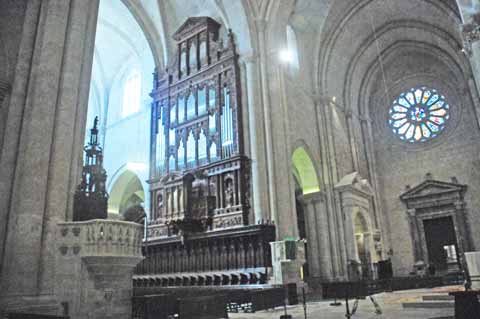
xmin=122 ymin=70 xmax=141 ymax=117
xmin=286 ymin=25 xmax=300 ymax=70
xmin=388 ymin=86 xmax=450 ymax=143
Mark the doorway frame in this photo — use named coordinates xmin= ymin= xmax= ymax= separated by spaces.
xmin=400 ymin=177 xmax=471 ymax=267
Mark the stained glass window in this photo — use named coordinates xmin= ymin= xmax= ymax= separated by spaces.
xmin=388 ymin=86 xmax=450 ymax=143
xmin=122 ymin=70 xmax=141 ymax=117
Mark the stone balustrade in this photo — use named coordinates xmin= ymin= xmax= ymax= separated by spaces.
xmin=57 ymin=219 xmax=143 ymax=258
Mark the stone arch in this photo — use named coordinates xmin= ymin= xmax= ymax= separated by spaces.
xmin=108 ymin=169 xmax=145 ymax=216
xmin=317 ymin=0 xmax=464 ymax=107
xmin=353 ymin=209 xmax=375 ymax=279
xmin=292 ymin=146 xmax=320 ymax=195
xmin=354 ymin=210 xmax=370 ymax=234
xmin=120 ymin=0 xmax=164 ymax=68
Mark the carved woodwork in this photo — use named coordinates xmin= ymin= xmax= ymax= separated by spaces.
xmin=139 ymin=17 xmax=265 ymax=286
xmin=73 ymin=117 xmax=108 ymax=221
xmin=135 ymin=224 xmax=275 ymax=287
xmin=148 ymin=17 xmax=250 ymax=235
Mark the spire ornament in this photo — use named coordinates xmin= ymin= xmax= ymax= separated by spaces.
xmin=73 ymin=116 xmax=108 ymax=221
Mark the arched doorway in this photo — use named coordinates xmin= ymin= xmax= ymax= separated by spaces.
xmin=109 ymin=170 xmax=145 ymax=218
xmin=354 ymin=212 xmax=373 ymax=279
xmin=292 ymin=146 xmax=325 ymax=282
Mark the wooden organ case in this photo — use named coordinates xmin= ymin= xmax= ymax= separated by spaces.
xmin=135 ymin=17 xmax=275 ymax=287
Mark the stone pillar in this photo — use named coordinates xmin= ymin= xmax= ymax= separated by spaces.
xmin=0 ymin=0 xmax=99 ymax=309
xmin=360 ymin=116 xmax=386 ymax=238
xmin=255 ymin=18 xmax=277 ymax=224
xmin=313 ymin=96 xmax=344 ymax=278
xmin=461 ymin=12 xmax=480 ymax=128
xmin=240 ymin=54 xmax=269 ymax=223
xmin=407 ymin=208 xmax=422 ymax=262
xmin=302 ymin=196 xmax=321 ymax=279
xmin=345 ymin=111 xmax=359 ymax=173
xmin=303 ymin=192 xmax=333 ymax=281
xmin=0 ymin=80 xmax=11 ymax=154
xmin=55 ymin=220 xmax=143 ymax=319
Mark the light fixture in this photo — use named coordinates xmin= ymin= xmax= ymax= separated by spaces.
xmin=279 ymin=49 xmax=294 ymax=63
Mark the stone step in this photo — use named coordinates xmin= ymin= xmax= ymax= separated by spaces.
xmin=402 ymin=301 xmax=454 ymax=309
xmin=422 ymin=295 xmax=454 ymax=301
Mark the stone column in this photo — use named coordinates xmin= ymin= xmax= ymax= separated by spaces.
xmin=302 ymin=196 xmax=321 ymax=279
xmin=0 ymin=80 xmax=11 ymax=154
xmin=360 ymin=116 xmax=386 ymax=237
xmin=461 ymin=12 xmax=480 ymax=128
xmin=313 ymin=96 xmax=344 ymax=278
xmin=455 ymin=200 xmax=474 ymax=252
xmin=55 ymin=220 xmax=143 ymax=319
xmin=303 ymin=192 xmax=333 ymax=281
xmin=255 ymin=18 xmax=277 ymax=224
xmin=345 ymin=111 xmax=359 ymax=173
xmin=406 ymin=208 xmax=422 ymax=262
xmin=0 ymin=0 xmax=99 ymax=308
xmin=240 ymin=54 xmax=269 ymax=223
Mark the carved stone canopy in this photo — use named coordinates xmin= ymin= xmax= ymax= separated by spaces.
xmin=400 ymin=179 xmax=467 ymax=210
xmin=335 ymin=172 xmax=374 ymax=197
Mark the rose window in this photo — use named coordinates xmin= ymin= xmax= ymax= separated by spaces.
xmin=388 ymin=87 xmax=450 ymax=142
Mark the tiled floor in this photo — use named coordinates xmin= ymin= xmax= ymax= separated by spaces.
xmin=228 ymin=287 xmax=458 ymax=319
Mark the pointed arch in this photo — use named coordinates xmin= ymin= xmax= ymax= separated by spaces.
xmin=292 ymin=146 xmax=320 ymax=195
xmin=108 ymin=169 xmax=145 ymax=215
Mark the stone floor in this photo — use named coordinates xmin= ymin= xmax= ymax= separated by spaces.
xmin=229 ymin=286 xmax=460 ymax=319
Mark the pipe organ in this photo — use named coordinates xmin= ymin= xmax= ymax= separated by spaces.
xmin=136 ymin=17 xmax=275 ymax=287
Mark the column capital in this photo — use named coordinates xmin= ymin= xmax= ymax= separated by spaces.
xmin=302 ymin=191 xmax=327 ymax=205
